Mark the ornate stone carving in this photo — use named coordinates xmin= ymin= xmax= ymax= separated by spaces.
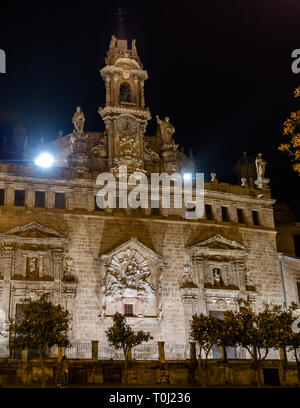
xmin=105 ymin=249 xmax=154 ymax=298
xmin=181 ymin=261 xmax=197 ymax=288
xmin=144 ymin=141 xmax=159 ymax=162
xmin=211 ymin=172 xmax=218 ymax=183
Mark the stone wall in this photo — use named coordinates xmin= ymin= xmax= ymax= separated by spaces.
xmin=0 ymin=359 xmax=298 ymax=387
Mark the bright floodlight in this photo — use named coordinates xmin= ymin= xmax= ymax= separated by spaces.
xmin=183 ymin=173 xmax=192 ymax=181
xmin=35 ymin=152 xmax=54 ymax=168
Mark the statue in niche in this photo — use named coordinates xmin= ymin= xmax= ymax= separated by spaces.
xmin=27 ymin=257 xmax=39 ymax=278
xmin=213 ymin=267 xmax=223 ymax=286
xmin=181 ymin=261 xmax=197 ymax=288
xmin=72 ymin=106 xmax=85 ymax=135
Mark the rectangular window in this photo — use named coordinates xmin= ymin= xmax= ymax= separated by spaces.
xmin=205 ymin=204 xmax=213 ymax=220
xmin=186 ymin=202 xmax=196 ymax=212
xmin=221 ymin=206 xmax=229 ymax=222
xmin=0 ymin=189 xmax=4 ymax=205
xmin=252 ymin=210 xmax=260 ymax=225
xmin=124 ymin=304 xmax=133 ymax=316
xmin=151 ymin=200 xmax=160 ymax=216
xmin=95 ymin=195 xmax=104 ymax=211
xmin=35 ymin=191 xmax=45 ymax=208
xmin=293 ymin=235 xmax=300 ymax=258
xmin=14 ymin=190 xmax=25 ymax=206
xmin=237 ymin=208 xmax=245 ymax=224
xmin=55 ymin=192 xmax=66 ymax=209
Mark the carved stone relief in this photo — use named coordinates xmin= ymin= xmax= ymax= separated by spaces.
xmin=106 ymin=249 xmax=154 ymax=298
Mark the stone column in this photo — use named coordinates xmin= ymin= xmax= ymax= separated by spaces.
xmin=105 ymin=77 xmax=111 ymax=105
xmin=140 ymin=81 xmax=145 ymax=108
xmin=158 ymin=341 xmax=165 ymax=363
xmin=52 ymin=249 xmax=64 ymax=305
xmin=92 ymin=341 xmax=99 ymax=362
xmin=0 ymin=246 xmax=15 ymax=323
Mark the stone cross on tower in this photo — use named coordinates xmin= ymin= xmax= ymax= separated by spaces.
xmin=114 ymin=8 xmax=127 ymax=40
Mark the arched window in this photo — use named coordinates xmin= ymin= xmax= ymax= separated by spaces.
xmin=119 ymin=82 xmax=131 ymax=103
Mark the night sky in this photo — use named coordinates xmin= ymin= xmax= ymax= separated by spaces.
xmin=0 ymin=0 xmax=299 ymax=216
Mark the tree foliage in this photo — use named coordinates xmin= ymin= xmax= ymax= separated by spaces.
xmin=9 ymin=293 xmax=70 ymax=353
xmin=279 ymin=86 xmax=300 ymax=174
xmin=9 ymin=293 xmax=70 ymax=387
xmin=105 ymin=312 xmax=153 ymax=359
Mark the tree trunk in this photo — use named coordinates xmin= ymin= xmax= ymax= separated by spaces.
xmin=39 ymin=349 xmax=46 ymax=388
xmin=123 ymin=347 xmax=132 ymax=386
xmin=251 ymin=346 xmax=262 ymax=387
xmin=221 ymin=344 xmax=227 ymax=363
xmin=197 ymin=355 xmax=205 ymax=388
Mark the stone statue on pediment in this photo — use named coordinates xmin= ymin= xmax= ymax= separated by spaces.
xmin=72 ymin=106 xmax=85 ymax=135
xmin=156 ymin=115 xmax=177 ymax=150
xmin=254 ymin=153 xmax=270 ymax=189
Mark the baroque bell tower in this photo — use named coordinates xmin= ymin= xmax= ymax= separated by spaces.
xmin=98 ymin=10 xmax=151 ymax=174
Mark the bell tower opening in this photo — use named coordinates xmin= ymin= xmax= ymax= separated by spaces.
xmin=119 ymin=82 xmax=132 ymax=104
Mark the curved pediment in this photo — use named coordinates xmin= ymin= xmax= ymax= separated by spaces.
xmin=1 ymin=222 xmax=67 ymax=239
xmin=186 ymin=234 xmax=247 ymax=251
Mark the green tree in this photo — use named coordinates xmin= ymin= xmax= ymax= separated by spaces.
xmin=216 ymin=311 xmax=242 ymax=363
xmin=279 ymin=86 xmax=300 ymax=174
xmin=105 ymin=312 xmax=153 ymax=384
xmin=272 ymin=303 xmax=300 ymax=386
xmin=9 ymin=293 xmax=70 ymax=387
xmin=190 ymin=313 xmax=220 ymax=387
xmin=235 ymin=300 xmax=281 ymax=386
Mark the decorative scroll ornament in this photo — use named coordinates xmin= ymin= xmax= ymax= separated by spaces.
xmin=105 ymin=249 xmax=154 ymax=298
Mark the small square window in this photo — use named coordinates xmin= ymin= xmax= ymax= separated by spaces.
xmin=124 ymin=304 xmax=133 ymax=316
xmin=252 ymin=210 xmax=260 ymax=225
xmin=95 ymin=195 xmax=104 ymax=211
xmin=221 ymin=206 xmax=229 ymax=222
xmin=14 ymin=190 xmax=25 ymax=206
xmin=186 ymin=202 xmax=196 ymax=212
xmin=35 ymin=191 xmax=45 ymax=208
xmin=55 ymin=193 xmax=66 ymax=209
xmin=0 ymin=189 xmax=4 ymax=205
xmin=237 ymin=208 xmax=245 ymax=224
xmin=205 ymin=204 xmax=213 ymax=220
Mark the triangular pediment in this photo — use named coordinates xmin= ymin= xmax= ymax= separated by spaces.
xmin=2 ymin=222 xmax=67 ymax=239
xmin=186 ymin=234 xmax=246 ymax=251
xmin=101 ymin=237 xmax=161 ymax=262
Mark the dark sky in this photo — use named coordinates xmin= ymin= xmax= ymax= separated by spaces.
xmin=0 ymin=0 xmax=299 ymax=216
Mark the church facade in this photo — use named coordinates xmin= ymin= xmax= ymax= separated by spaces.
xmin=0 ymin=31 xmax=299 ymax=358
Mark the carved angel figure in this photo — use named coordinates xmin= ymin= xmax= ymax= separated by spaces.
xmin=255 ymin=153 xmax=266 ymax=179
